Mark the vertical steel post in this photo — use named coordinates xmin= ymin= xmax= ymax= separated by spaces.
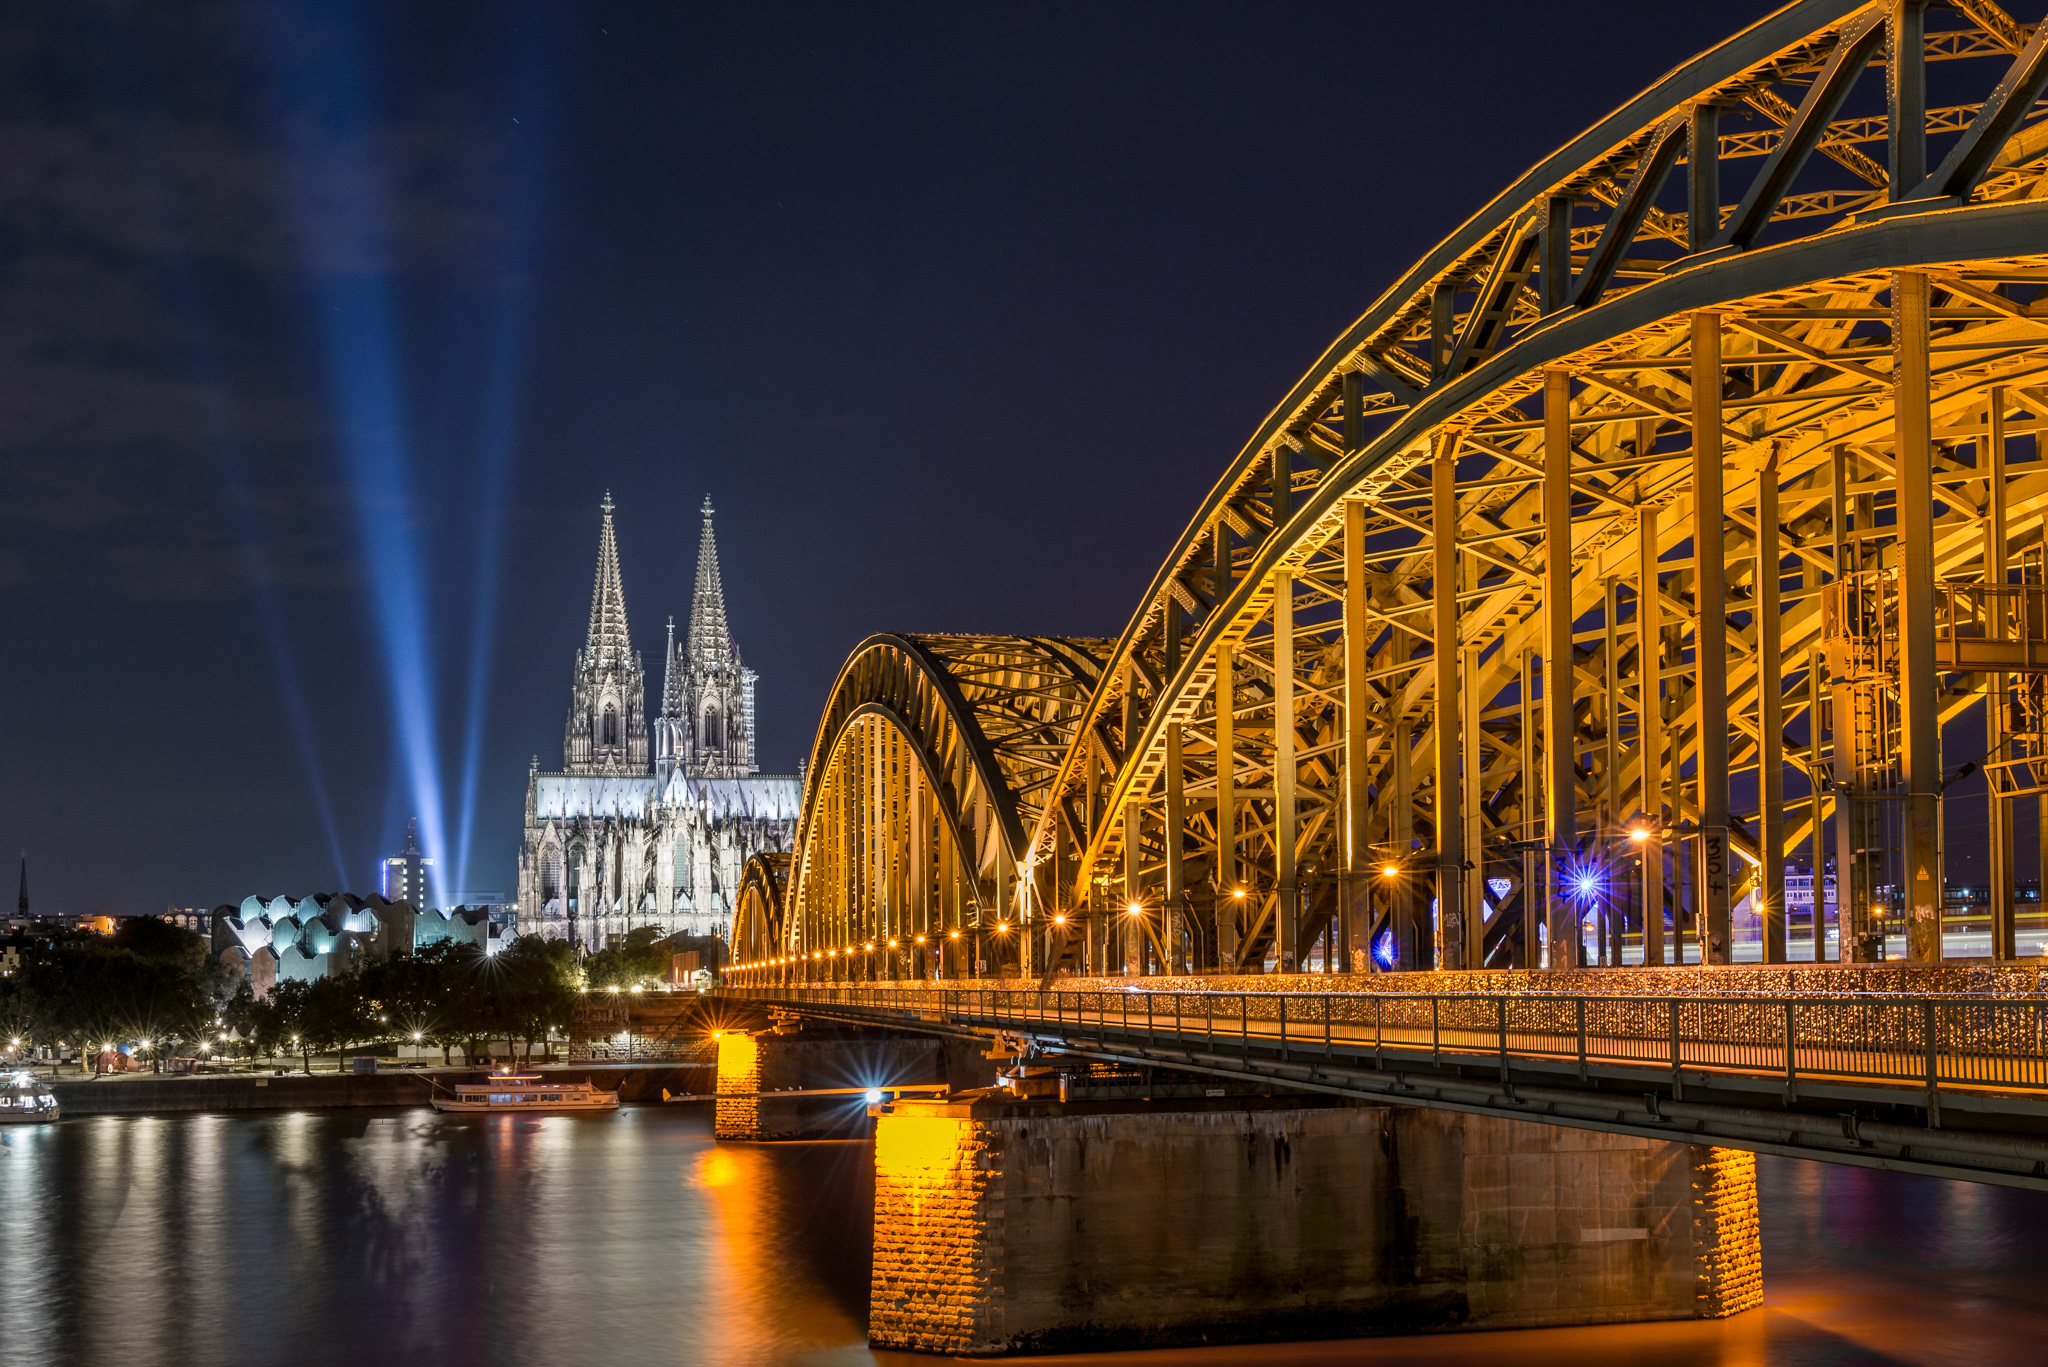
xmin=1829 ymin=442 xmax=1863 ymax=962
xmin=1895 ymin=270 xmax=1943 ymax=963
xmin=1165 ymin=722 xmax=1187 ymax=975
xmin=1343 ymin=499 xmax=1371 ymax=973
xmin=1760 ymin=450 xmax=1787 ymax=963
xmin=1987 ymin=389 xmax=2015 ymax=961
xmin=1520 ymin=646 xmax=1540 ymax=968
xmin=1434 ymin=435 xmax=1466 ymax=971
xmin=1688 ymin=103 xmax=1720 ymax=254
xmin=1888 ymin=0 xmax=1927 ymax=200
xmin=1123 ymin=795 xmax=1143 ymax=977
xmin=1541 ymin=195 xmax=1573 ymax=315
xmin=1639 ymin=497 xmax=1666 ymax=967
xmin=1216 ymin=643 xmax=1238 ymax=970
xmin=1692 ymin=311 xmax=1734 ymax=964
xmin=1543 ymin=369 xmax=1578 ymax=968
xmin=1393 ymin=712 xmax=1418 ymax=969
xmin=1603 ymin=575 xmax=1621 ymax=965
xmin=1276 ymin=568 xmax=1299 ymax=973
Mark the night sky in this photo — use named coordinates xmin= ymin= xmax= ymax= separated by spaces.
xmin=0 ymin=2 xmax=1768 ymax=914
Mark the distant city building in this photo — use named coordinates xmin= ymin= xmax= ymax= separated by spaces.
xmin=517 ymin=494 xmax=799 ymax=951
xmin=383 ymin=818 xmax=434 ymax=907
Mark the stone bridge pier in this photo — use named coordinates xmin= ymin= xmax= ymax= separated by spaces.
xmin=868 ymin=1092 xmax=1759 ymax=1356
xmin=716 ymin=1027 xmax=1760 ymax=1355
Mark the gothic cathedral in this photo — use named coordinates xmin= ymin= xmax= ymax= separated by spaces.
xmin=516 ymin=494 xmax=799 ymax=951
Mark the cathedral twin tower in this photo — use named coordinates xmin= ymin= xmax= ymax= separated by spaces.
xmin=519 ymin=494 xmax=799 ymax=954
xmin=565 ymin=491 xmax=758 ymax=779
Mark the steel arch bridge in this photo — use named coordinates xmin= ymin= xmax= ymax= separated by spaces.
xmin=737 ymin=0 xmax=2048 ymax=988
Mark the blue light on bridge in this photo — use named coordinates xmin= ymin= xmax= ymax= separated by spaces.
xmin=1372 ymin=930 xmax=1398 ymax=970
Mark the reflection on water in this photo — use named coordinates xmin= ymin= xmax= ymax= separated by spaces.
xmin=3 ymin=1107 xmax=2047 ymax=1366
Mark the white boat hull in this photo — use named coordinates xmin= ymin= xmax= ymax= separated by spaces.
xmin=432 ymin=1095 xmax=619 ymax=1113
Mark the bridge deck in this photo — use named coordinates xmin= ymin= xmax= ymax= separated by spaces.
xmin=723 ymin=984 xmax=2048 ymax=1190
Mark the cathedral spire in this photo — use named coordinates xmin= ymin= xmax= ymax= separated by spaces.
xmin=585 ymin=491 xmax=633 ymax=668
xmin=565 ymin=492 xmax=650 ymax=775
xmin=687 ymin=495 xmax=735 ymax=664
xmin=662 ymin=615 xmax=678 ymax=712
xmin=16 ymin=853 xmax=25 ymax=919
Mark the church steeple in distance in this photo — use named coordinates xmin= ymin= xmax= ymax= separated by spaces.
xmin=16 ymin=853 xmax=25 ymax=919
xmin=564 ymin=492 xmax=649 ymax=775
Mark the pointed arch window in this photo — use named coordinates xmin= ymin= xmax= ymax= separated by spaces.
xmin=703 ymin=705 xmax=722 ymax=750
xmin=602 ymin=704 xmax=618 ymax=747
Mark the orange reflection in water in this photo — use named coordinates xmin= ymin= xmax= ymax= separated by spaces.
xmin=689 ymin=1138 xmax=871 ymax=1365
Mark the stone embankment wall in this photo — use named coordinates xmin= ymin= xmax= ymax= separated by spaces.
xmin=869 ymin=1098 xmax=1761 ymax=1355
xmin=571 ymin=993 xmax=730 ymax=1062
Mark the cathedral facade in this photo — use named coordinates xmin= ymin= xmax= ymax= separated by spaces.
xmin=515 ymin=494 xmax=799 ymax=951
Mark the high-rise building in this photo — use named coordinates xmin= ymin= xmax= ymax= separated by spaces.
xmin=516 ymin=494 xmax=798 ymax=951
xmin=383 ymin=818 xmax=434 ymax=907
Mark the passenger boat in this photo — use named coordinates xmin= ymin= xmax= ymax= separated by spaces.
xmin=431 ymin=1071 xmax=619 ymax=1113
xmin=0 ymin=1070 xmax=59 ymax=1123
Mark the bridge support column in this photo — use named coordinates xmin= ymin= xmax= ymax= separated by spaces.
xmin=1987 ymin=389 xmax=2016 ymax=961
xmin=1692 ymin=311 xmax=1734 ymax=965
xmin=1216 ymin=643 xmax=1239 ymax=971
xmin=1638 ymin=497 xmax=1666 ymax=967
xmin=1434 ymin=437 xmax=1466 ymax=972
xmin=1276 ymin=568 xmax=1299 ymax=972
xmin=1759 ymin=452 xmax=1787 ymax=964
xmin=1895 ymin=269 xmax=1943 ymax=963
xmin=1344 ymin=498 xmax=1370 ymax=973
xmin=1543 ymin=368 xmax=1579 ymax=968
xmin=869 ymin=1096 xmax=1761 ymax=1354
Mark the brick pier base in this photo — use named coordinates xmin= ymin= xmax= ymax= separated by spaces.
xmin=869 ymin=1096 xmax=1760 ymax=1355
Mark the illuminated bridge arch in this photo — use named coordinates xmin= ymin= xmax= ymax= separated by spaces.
xmin=733 ymin=852 xmax=789 ymax=967
xmin=770 ymin=634 xmax=1109 ymax=981
xmin=736 ymin=1 xmax=2048 ymax=985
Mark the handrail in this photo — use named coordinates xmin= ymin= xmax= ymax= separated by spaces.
xmin=721 ymin=983 xmax=2048 ymax=1103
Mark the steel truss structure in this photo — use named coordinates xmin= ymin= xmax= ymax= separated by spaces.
xmin=737 ymin=0 xmax=2048 ymax=985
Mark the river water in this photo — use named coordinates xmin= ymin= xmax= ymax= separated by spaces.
xmin=2 ymin=1106 xmax=2044 ymax=1367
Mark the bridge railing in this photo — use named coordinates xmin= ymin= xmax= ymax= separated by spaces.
xmin=721 ymin=985 xmax=2048 ymax=1101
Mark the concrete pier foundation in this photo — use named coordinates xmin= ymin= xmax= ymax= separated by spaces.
xmin=869 ymin=1095 xmax=1760 ymax=1355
